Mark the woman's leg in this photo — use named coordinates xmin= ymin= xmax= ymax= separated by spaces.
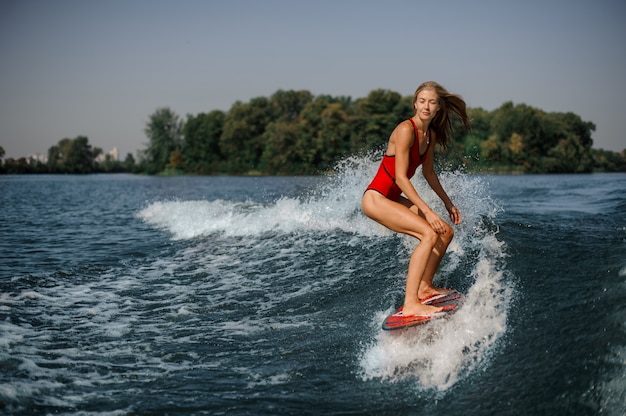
xmin=397 ymin=196 xmax=455 ymax=300
xmin=418 ymin=229 xmax=454 ymax=299
xmin=362 ymin=191 xmax=442 ymax=316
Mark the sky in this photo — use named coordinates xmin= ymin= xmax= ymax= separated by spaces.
xmin=1 ymin=0 xmax=625 ymax=160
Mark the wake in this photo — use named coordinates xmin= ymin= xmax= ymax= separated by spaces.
xmin=138 ymin=153 xmax=514 ymax=391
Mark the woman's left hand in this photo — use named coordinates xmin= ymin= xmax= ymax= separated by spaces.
xmin=447 ymin=205 xmax=462 ymax=225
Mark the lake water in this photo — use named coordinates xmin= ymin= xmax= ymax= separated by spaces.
xmin=1 ymin=157 xmax=624 ymax=415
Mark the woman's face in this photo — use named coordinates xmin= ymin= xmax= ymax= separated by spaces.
xmin=414 ymin=89 xmax=440 ymax=122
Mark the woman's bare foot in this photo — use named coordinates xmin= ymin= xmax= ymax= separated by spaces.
xmin=402 ymin=301 xmax=443 ymax=317
xmin=418 ymin=283 xmax=454 ymax=302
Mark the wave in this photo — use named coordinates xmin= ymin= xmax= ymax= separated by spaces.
xmin=137 ymin=156 xmax=384 ymax=240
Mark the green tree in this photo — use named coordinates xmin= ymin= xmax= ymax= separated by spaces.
xmin=481 ymin=102 xmax=596 ymax=173
xmin=537 ymin=112 xmax=594 ymax=173
xmin=259 ymin=121 xmax=305 ymax=174
xmin=270 ymin=89 xmax=314 ymax=122
xmin=220 ymin=97 xmax=274 ymax=174
xmin=48 ymin=138 xmax=71 ymax=172
xmin=546 ymin=136 xmax=590 ymax=173
xmin=3 ymin=157 xmax=31 ymax=174
xmin=296 ymin=95 xmax=349 ymax=168
xmin=314 ymin=102 xmax=354 ymax=166
xmin=68 ymin=137 xmax=98 ymax=173
xmin=100 ymin=153 xmax=115 ymax=172
xmin=143 ymin=107 xmax=183 ymax=174
xmin=489 ymin=102 xmax=544 ymax=163
xmin=253 ymin=90 xmax=316 ymax=174
xmin=592 ymin=148 xmax=626 ymax=172
xmin=46 ymin=136 xmax=98 ymax=173
xmin=168 ymin=149 xmax=185 ymax=170
xmin=354 ymin=89 xmax=409 ymax=150
xmin=183 ymin=110 xmax=225 ymax=174
xmin=0 ymin=145 xmax=5 ymax=173
xmin=123 ymin=153 xmax=136 ymax=172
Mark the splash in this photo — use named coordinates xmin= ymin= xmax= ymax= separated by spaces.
xmin=137 ymin=154 xmax=383 ymax=240
xmin=359 ymin=233 xmax=511 ymax=390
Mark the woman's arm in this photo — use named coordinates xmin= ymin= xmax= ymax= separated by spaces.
xmin=421 ymin=136 xmax=461 ymax=225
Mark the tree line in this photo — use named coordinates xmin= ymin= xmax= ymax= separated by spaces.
xmin=139 ymin=89 xmax=626 ymax=174
xmin=1 ymin=88 xmax=625 ymax=175
xmin=0 ymin=137 xmax=135 ymax=174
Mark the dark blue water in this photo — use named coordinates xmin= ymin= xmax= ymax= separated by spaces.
xmin=1 ymin=159 xmax=624 ymax=415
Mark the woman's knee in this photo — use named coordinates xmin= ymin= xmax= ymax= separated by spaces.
xmin=442 ymin=223 xmax=454 ymax=242
xmin=435 ymin=223 xmax=454 ymax=247
xmin=422 ymin=227 xmax=439 ymax=248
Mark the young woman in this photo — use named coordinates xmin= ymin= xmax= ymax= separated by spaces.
xmin=362 ymin=81 xmax=471 ymax=317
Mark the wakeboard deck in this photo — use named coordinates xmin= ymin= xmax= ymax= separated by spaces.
xmin=382 ymin=291 xmax=462 ymax=331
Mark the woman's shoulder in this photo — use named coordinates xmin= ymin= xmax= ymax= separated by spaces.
xmin=394 ymin=119 xmax=414 ymax=136
xmin=390 ymin=120 xmax=415 ymax=148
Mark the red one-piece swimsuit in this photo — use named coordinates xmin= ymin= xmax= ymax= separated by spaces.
xmin=365 ymin=118 xmax=430 ymax=201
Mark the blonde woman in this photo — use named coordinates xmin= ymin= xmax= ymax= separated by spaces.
xmin=362 ymin=81 xmax=471 ymax=318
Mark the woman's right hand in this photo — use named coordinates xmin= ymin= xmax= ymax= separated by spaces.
xmin=424 ymin=210 xmax=447 ymax=235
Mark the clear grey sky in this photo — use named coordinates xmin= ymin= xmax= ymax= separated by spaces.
xmin=1 ymin=0 xmax=624 ymax=159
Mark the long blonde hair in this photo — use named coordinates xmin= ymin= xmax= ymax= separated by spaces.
xmin=413 ymin=81 xmax=471 ymax=149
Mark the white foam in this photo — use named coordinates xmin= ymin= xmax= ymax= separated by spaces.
xmin=137 ymin=196 xmax=378 ymax=240
xmin=18 ymin=291 xmax=56 ymax=301
xmin=136 ymin=154 xmax=385 ymax=240
xmin=360 ymin=257 xmax=511 ymax=390
xmin=598 ymin=344 xmax=626 ymax=415
xmin=246 ymin=371 xmax=291 ymax=388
